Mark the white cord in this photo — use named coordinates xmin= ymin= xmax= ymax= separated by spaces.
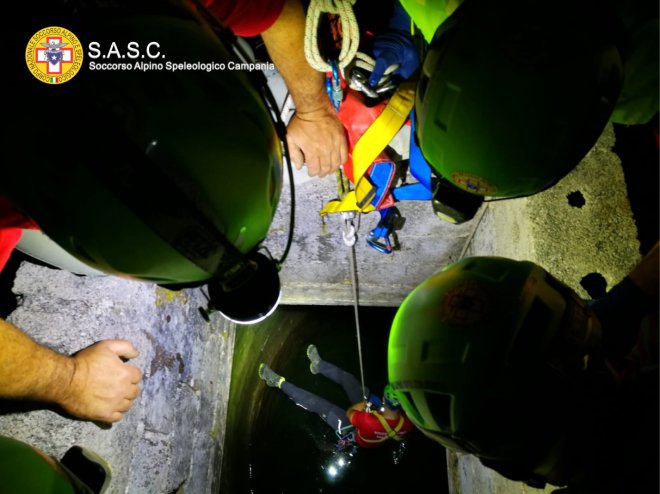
xmin=304 ymin=0 xmax=361 ymax=72
xmin=341 ymin=212 xmax=357 ymax=246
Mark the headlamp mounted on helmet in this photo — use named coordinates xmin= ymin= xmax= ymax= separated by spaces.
xmin=383 ymin=384 xmax=402 ymax=410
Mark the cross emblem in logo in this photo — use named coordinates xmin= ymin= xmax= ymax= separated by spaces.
xmin=34 ymin=36 xmax=73 ymax=75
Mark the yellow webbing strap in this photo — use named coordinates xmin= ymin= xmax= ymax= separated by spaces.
xmin=358 ymin=412 xmax=406 ymax=443
xmin=320 ymin=80 xmax=416 ymax=216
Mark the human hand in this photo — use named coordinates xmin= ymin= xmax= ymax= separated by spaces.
xmin=348 ymin=400 xmax=368 ymax=413
xmin=286 ymin=107 xmax=348 ymax=178
xmin=58 ymin=340 xmax=142 ymax=423
xmin=368 ymin=31 xmax=420 ymax=88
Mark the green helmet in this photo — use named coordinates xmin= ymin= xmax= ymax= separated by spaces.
xmin=6 ymin=2 xmax=283 ymax=323
xmin=415 ymin=0 xmax=623 ymax=222
xmin=398 ymin=0 xmax=462 ymax=43
xmin=0 ymin=435 xmax=74 ymax=493
xmin=383 ymin=383 xmax=402 ymax=410
xmin=388 ymin=257 xmax=600 ymax=482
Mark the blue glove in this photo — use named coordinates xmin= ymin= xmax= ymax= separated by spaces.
xmin=368 ymin=393 xmax=383 ymax=408
xmin=388 ymin=0 xmax=414 ymax=33
xmin=368 ymin=1 xmax=420 ymax=87
xmin=368 ymin=31 xmax=420 ymax=87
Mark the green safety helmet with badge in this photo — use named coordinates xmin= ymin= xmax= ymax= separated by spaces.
xmin=5 ymin=0 xmax=295 ymax=325
xmin=387 ymin=256 xmax=604 ymax=488
xmin=401 ymin=0 xmax=624 ymax=223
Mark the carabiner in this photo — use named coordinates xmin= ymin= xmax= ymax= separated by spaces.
xmin=366 ymin=231 xmax=393 ymax=254
xmin=330 ymin=59 xmax=343 ymax=111
xmin=366 ymin=208 xmax=404 ymax=254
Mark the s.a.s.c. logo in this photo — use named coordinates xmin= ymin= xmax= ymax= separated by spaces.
xmin=25 ymin=26 xmax=83 ymax=84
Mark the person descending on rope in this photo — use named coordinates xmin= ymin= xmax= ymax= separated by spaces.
xmin=258 ymin=344 xmax=414 ymax=449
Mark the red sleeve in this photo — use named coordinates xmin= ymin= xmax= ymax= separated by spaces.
xmin=351 ymin=411 xmax=375 ymax=434
xmin=350 ymin=410 xmax=363 ymax=427
xmin=0 ymin=228 xmax=22 ymax=273
xmin=0 ymin=196 xmax=39 ymax=274
xmin=0 ymin=196 xmax=39 ymax=231
xmin=203 ymin=0 xmax=286 ymax=37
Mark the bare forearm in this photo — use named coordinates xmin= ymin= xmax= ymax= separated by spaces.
xmin=0 ymin=318 xmax=73 ymax=404
xmin=1 ymin=318 xmax=142 ymax=423
xmin=261 ymin=0 xmax=347 ymax=176
xmin=261 ymin=0 xmax=330 ymax=113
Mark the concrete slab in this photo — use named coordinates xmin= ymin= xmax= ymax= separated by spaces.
xmin=465 ymin=123 xmax=640 ymax=291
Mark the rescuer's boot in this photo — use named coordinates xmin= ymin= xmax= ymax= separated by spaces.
xmin=258 ymin=364 xmax=285 ymax=388
xmin=307 ymin=345 xmax=322 ymax=375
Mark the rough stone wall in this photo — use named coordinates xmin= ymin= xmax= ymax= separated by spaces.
xmin=466 ymin=123 xmax=640 ymax=294
xmin=0 ymin=263 xmax=235 ymax=494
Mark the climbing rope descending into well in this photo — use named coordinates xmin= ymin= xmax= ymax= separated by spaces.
xmin=304 ymin=0 xmax=360 ymax=72
xmin=342 ymin=212 xmax=369 ymax=401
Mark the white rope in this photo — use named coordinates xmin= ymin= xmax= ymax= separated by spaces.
xmin=304 ymin=0 xmax=361 ymax=72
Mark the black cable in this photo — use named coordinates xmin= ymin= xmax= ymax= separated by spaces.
xmin=190 ymin=0 xmax=296 ymax=270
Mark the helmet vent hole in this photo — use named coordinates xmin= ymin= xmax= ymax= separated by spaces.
xmin=580 ymin=272 xmax=607 ymax=299
xmin=427 ymin=393 xmax=452 ymax=431
xmin=400 ymin=391 xmax=424 ymax=426
xmin=566 ymin=190 xmax=586 ymax=208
